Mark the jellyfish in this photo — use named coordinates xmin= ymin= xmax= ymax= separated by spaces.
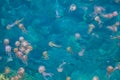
xmin=112 ymin=11 xmax=118 ymax=17
xmin=15 ymin=41 xmax=20 ymax=47
xmin=21 ymin=55 xmax=28 ymax=65
xmin=88 ymin=24 xmax=95 ymax=34
xmin=24 ymin=49 xmax=31 ymax=55
xmin=75 ymin=33 xmax=81 ymax=40
xmin=4 ymin=67 xmax=11 ymax=74
xmin=16 ymin=51 xmax=23 ymax=58
xmin=78 ymin=48 xmax=85 ymax=56
xmin=48 ymin=41 xmax=61 ymax=47
xmin=111 ymin=35 xmax=120 ymax=39
xmin=66 ymin=46 xmax=73 ymax=54
xmin=102 ymin=13 xmax=113 ymax=19
xmin=94 ymin=16 xmax=102 ymax=24
xmin=57 ymin=62 xmax=66 ymax=72
xmin=21 ymin=40 xmax=29 ymax=47
xmin=5 ymin=45 xmax=13 ymax=62
xmin=14 ymin=48 xmax=19 ymax=54
xmin=19 ymin=36 xmax=25 ymax=42
xmin=6 ymin=18 xmax=24 ymax=30
xmin=4 ymin=39 xmax=9 ymax=45
xmin=42 ymin=51 xmax=49 ymax=60
xmin=69 ymin=4 xmax=77 ymax=12
xmin=94 ymin=6 xmax=105 ymax=15
xmin=107 ymin=26 xmax=117 ymax=32
xmin=66 ymin=76 xmax=71 ymax=80
xmin=92 ymin=76 xmax=99 ymax=80
xmin=54 ymin=0 xmax=64 ymax=18
xmin=55 ymin=10 xmax=61 ymax=18
xmin=107 ymin=65 xmax=114 ymax=78
xmin=27 ymin=45 xmax=33 ymax=51
xmin=19 ymin=46 xmax=26 ymax=53
xmin=18 ymin=23 xmax=27 ymax=33
xmin=17 ymin=67 xmax=25 ymax=78
xmin=38 ymin=65 xmax=53 ymax=80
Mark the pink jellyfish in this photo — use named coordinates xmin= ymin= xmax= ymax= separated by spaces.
xmin=107 ymin=26 xmax=117 ymax=32
xmin=16 ymin=51 xmax=23 ymax=58
xmin=5 ymin=45 xmax=13 ymax=62
xmin=112 ymin=11 xmax=118 ymax=17
xmin=38 ymin=65 xmax=53 ymax=80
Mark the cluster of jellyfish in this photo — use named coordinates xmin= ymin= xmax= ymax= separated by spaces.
xmin=4 ymin=36 xmax=32 ymax=65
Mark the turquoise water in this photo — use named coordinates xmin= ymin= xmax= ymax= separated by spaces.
xmin=0 ymin=0 xmax=120 ymax=80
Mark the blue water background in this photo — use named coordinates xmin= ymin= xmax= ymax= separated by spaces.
xmin=0 ymin=0 xmax=120 ymax=80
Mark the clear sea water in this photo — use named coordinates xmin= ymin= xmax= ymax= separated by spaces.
xmin=0 ymin=0 xmax=120 ymax=80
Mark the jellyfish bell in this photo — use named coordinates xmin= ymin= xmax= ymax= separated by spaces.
xmin=38 ymin=65 xmax=46 ymax=73
xmin=14 ymin=48 xmax=19 ymax=53
xmin=69 ymin=4 xmax=77 ymax=12
xmin=18 ymin=23 xmax=24 ymax=29
xmin=112 ymin=11 xmax=118 ymax=16
xmin=57 ymin=67 xmax=63 ymax=72
xmin=18 ymin=23 xmax=27 ymax=33
xmin=17 ymin=67 xmax=25 ymax=76
xmin=19 ymin=46 xmax=25 ymax=52
xmin=24 ymin=49 xmax=31 ymax=55
xmin=5 ymin=45 xmax=12 ymax=53
xmin=4 ymin=39 xmax=9 ymax=45
xmin=107 ymin=65 xmax=114 ymax=77
xmin=5 ymin=45 xmax=13 ymax=62
xmin=42 ymin=51 xmax=49 ymax=60
xmin=22 ymin=55 xmax=28 ymax=61
xmin=15 ymin=41 xmax=20 ymax=47
xmin=16 ymin=51 xmax=23 ymax=58
xmin=27 ymin=45 xmax=33 ymax=51
xmin=75 ymin=33 xmax=81 ymax=40
xmin=66 ymin=46 xmax=73 ymax=54
xmin=94 ymin=6 xmax=105 ymax=15
xmin=94 ymin=16 xmax=101 ymax=24
xmin=92 ymin=76 xmax=99 ymax=80
xmin=19 ymin=36 xmax=24 ymax=42
xmin=66 ymin=76 xmax=71 ymax=80
xmin=21 ymin=41 xmax=29 ymax=47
